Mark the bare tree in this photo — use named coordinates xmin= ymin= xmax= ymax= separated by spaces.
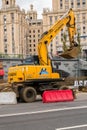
xmin=61 ymin=33 xmax=68 ymax=52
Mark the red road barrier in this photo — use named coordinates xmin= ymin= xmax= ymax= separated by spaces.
xmin=0 ymin=69 xmax=4 ymax=76
xmin=42 ymin=89 xmax=74 ymax=103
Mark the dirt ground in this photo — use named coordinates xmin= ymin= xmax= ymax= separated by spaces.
xmin=0 ymin=76 xmax=87 ymax=92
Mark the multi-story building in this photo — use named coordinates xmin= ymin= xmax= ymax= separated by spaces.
xmin=0 ymin=0 xmax=43 ymax=57
xmin=42 ymin=0 xmax=87 ymax=58
xmin=0 ymin=0 xmax=87 ymax=58
xmin=26 ymin=4 xmax=43 ymax=56
xmin=0 ymin=0 xmax=29 ymax=57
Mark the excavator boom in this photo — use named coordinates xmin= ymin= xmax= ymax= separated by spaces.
xmin=38 ymin=8 xmax=80 ymax=65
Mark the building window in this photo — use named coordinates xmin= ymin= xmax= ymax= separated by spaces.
xmin=30 ymin=49 xmax=32 ymax=52
xmin=33 ymin=39 xmax=35 ymax=42
xmin=11 ymin=13 xmax=14 ymax=22
xmin=4 ymin=28 xmax=7 ymax=32
xmin=29 ymin=40 xmax=31 ymax=43
xmin=55 ymin=16 xmax=58 ymax=21
xmin=4 ymin=38 xmax=7 ymax=42
xmin=30 ymin=17 xmax=32 ymax=20
xmin=83 ymin=26 xmax=86 ymax=34
xmin=82 ymin=13 xmax=86 ymax=20
xmin=4 ymin=26 xmax=7 ymax=32
xmin=61 ymin=33 xmax=63 ymax=37
xmin=29 ymin=23 xmax=31 ymax=25
xmin=82 ymin=13 xmax=86 ymax=24
xmin=33 ymin=30 xmax=35 ymax=33
xmin=60 ymin=0 xmax=63 ymax=9
xmin=29 ymin=30 xmax=31 ymax=33
xmin=4 ymin=49 xmax=7 ymax=53
xmin=82 ymin=0 xmax=86 ymax=5
xmin=51 ymin=49 xmax=53 ymax=52
xmin=32 ymin=22 xmax=36 ymax=25
xmin=71 ymin=0 xmax=74 ymax=8
xmin=38 ymin=30 xmax=40 ymax=33
xmin=49 ymin=16 xmax=52 ymax=25
xmin=77 ymin=0 xmax=80 ymax=7
xmin=38 ymin=34 xmax=40 ymax=37
xmin=37 ymin=22 xmax=41 ymax=25
xmin=60 ymin=3 xmax=63 ymax=9
xmin=3 ymin=15 xmax=6 ymax=23
xmin=6 ymin=1 xmax=9 ymax=5
xmin=51 ymin=44 xmax=53 ymax=47
xmin=83 ymin=26 xmax=86 ymax=30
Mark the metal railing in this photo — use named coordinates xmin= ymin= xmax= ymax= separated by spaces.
xmin=0 ymin=54 xmax=24 ymax=59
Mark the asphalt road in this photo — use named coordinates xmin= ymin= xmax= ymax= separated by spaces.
xmin=0 ymin=92 xmax=87 ymax=130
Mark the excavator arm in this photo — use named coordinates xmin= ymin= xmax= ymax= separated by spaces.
xmin=38 ymin=8 xmax=80 ymax=65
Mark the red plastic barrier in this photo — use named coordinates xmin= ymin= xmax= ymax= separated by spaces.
xmin=42 ymin=89 xmax=74 ymax=103
xmin=0 ymin=69 xmax=4 ymax=76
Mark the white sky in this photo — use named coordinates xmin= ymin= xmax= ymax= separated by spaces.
xmin=0 ymin=0 xmax=52 ymax=18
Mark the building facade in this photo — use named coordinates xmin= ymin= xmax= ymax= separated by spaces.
xmin=0 ymin=0 xmax=43 ymax=57
xmin=0 ymin=0 xmax=28 ymax=56
xmin=42 ymin=0 xmax=87 ymax=58
xmin=26 ymin=5 xmax=43 ymax=56
xmin=0 ymin=0 xmax=29 ymax=57
xmin=0 ymin=0 xmax=87 ymax=58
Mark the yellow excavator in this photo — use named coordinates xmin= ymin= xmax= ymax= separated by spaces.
xmin=8 ymin=9 xmax=80 ymax=102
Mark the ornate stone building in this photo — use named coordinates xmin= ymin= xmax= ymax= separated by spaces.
xmin=0 ymin=0 xmax=87 ymax=58
xmin=26 ymin=4 xmax=43 ymax=56
xmin=42 ymin=0 xmax=87 ymax=58
xmin=0 ymin=0 xmax=28 ymax=57
xmin=0 ymin=0 xmax=43 ymax=57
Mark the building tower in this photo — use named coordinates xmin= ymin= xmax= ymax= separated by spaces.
xmin=27 ymin=4 xmax=37 ymax=20
xmin=26 ymin=5 xmax=43 ymax=56
xmin=2 ymin=0 xmax=16 ymax=8
xmin=0 ymin=0 xmax=28 ymax=56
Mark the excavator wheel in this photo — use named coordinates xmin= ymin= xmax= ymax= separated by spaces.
xmin=20 ymin=87 xmax=37 ymax=103
xmin=60 ymin=47 xmax=80 ymax=59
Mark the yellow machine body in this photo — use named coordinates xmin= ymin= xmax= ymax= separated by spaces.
xmin=8 ymin=65 xmax=60 ymax=83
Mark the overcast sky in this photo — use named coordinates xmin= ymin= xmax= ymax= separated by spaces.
xmin=0 ymin=0 xmax=52 ymax=18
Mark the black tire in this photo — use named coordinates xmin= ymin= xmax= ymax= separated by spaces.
xmin=20 ymin=87 xmax=37 ymax=103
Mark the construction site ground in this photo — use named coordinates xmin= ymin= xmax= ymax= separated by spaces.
xmin=0 ymin=76 xmax=87 ymax=93
xmin=0 ymin=80 xmax=86 ymax=104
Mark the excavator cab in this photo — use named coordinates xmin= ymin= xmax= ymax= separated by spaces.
xmin=60 ymin=46 xmax=80 ymax=59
